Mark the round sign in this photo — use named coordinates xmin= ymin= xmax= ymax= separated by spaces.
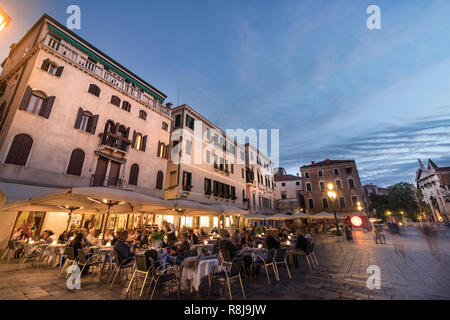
xmin=350 ymin=216 xmax=363 ymax=228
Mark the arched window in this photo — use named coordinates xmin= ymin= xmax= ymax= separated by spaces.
xmin=67 ymin=148 xmax=85 ymax=176
xmin=110 ymin=95 xmax=121 ymax=107
xmin=156 ymin=171 xmax=164 ymax=190
xmin=5 ymin=134 xmax=33 ymax=166
xmin=88 ymin=84 xmax=101 ymax=97
xmin=122 ymin=101 xmax=131 ymax=112
xmin=129 ymin=164 xmax=139 ymax=185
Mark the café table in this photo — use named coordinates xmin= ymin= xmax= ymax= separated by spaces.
xmin=190 ymin=243 xmax=214 ymax=255
xmin=180 ymin=255 xmax=220 ymax=292
xmin=239 ymin=247 xmax=267 ymax=261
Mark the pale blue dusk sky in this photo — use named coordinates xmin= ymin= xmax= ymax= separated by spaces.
xmin=1 ymin=0 xmax=449 ymax=187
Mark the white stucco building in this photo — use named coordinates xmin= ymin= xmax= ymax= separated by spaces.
xmin=416 ymin=159 xmax=450 ymax=222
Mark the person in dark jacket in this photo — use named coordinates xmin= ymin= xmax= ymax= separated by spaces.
xmin=68 ymin=233 xmax=90 ymax=274
xmin=295 ymin=230 xmax=309 ymax=253
xmin=188 ymin=229 xmax=199 ymax=245
xmin=114 ymin=231 xmax=134 ymax=265
xmin=265 ymin=231 xmax=280 ymax=250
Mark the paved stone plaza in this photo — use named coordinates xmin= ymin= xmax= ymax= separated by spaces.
xmin=0 ymin=227 xmax=449 ymax=300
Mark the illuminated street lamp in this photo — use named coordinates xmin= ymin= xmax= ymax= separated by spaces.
xmin=327 ymin=183 xmax=341 ymax=236
xmin=0 ymin=8 xmax=11 ymax=32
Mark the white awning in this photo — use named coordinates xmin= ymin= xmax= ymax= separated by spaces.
xmin=211 ymin=204 xmax=247 ymax=216
xmin=310 ymin=212 xmax=345 ymax=219
xmin=163 ymin=199 xmax=221 ymax=216
xmin=0 ymin=187 xmax=172 ymax=214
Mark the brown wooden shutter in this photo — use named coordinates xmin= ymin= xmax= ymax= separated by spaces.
xmin=157 ymin=141 xmax=161 ymax=157
xmin=165 ymin=145 xmax=170 ymax=159
xmin=74 ymin=107 xmax=83 ymax=129
xmin=41 ymin=59 xmax=50 ymax=71
xmin=66 ymin=149 xmax=85 ymax=176
xmin=90 ymin=115 xmax=99 ymax=134
xmin=55 ymin=66 xmax=64 ymax=77
xmin=142 ymin=135 xmax=147 ymax=152
xmin=101 ymin=122 xmax=109 ymax=144
xmin=41 ymin=96 xmax=55 ymax=119
xmin=156 ymin=171 xmax=163 ymax=190
xmin=113 ymin=122 xmax=120 ymax=134
xmin=5 ymin=134 xmax=33 ymax=166
xmin=129 ymin=164 xmax=139 ymax=185
xmin=131 ymin=130 xmax=136 ymax=148
xmin=19 ymin=86 xmax=32 ymax=110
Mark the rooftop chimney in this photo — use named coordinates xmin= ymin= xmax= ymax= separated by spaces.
xmin=311 ymin=161 xmax=315 ymax=165
xmin=166 ymin=102 xmax=173 ymax=109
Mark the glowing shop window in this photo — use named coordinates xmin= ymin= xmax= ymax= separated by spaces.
xmin=181 ymin=216 xmax=193 ymax=227
xmin=164 ymin=215 xmax=174 ymax=224
xmin=200 ymin=216 xmax=209 ymax=227
xmin=213 ymin=217 xmax=219 ymax=227
xmin=225 ymin=217 xmax=230 ymax=227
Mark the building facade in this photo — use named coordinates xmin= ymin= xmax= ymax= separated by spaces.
xmin=164 ymin=104 xmax=248 ymax=230
xmin=416 ymin=159 xmax=450 ymax=222
xmin=300 ymin=159 xmax=365 ymax=216
xmin=273 ymin=168 xmax=304 ymax=214
xmin=362 ymin=183 xmax=387 ymax=216
xmin=0 ymin=15 xmax=171 ymax=246
xmin=245 ymin=144 xmax=275 ymax=215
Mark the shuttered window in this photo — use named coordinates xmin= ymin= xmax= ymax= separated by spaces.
xmin=5 ymin=134 xmax=33 ymax=166
xmin=67 ymin=148 xmax=85 ymax=176
xmin=129 ymin=164 xmax=139 ymax=186
xmin=110 ymin=95 xmax=121 ymax=107
xmin=19 ymin=87 xmax=55 ymax=119
xmin=88 ymin=84 xmax=101 ymax=97
xmin=139 ymin=110 xmax=147 ymax=120
xmin=122 ymin=101 xmax=131 ymax=112
xmin=156 ymin=171 xmax=164 ymax=190
xmin=74 ymin=107 xmax=98 ymax=134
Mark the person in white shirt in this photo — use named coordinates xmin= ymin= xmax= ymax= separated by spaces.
xmin=86 ymin=229 xmax=98 ymax=246
xmin=164 ymin=221 xmax=176 ymax=242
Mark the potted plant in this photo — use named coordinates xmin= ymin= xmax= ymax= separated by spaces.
xmin=150 ymin=231 xmax=165 ymax=250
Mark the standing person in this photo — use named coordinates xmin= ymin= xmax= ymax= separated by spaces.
xmin=165 ymin=221 xmax=176 ymax=243
xmin=231 ymin=229 xmax=242 ymax=249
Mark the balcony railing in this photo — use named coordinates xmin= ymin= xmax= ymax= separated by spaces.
xmin=90 ymin=174 xmax=123 ymax=188
xmin=99 ymin=133 xmax=130 ymax=153
xmin=42 ymin=33 xmax=171 ymax=117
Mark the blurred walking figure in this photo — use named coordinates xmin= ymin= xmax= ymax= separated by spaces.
xmin=420 ymin=220 xmax=441 ymax=261
xmin=374 ymin=224 xmax=386 ymax=244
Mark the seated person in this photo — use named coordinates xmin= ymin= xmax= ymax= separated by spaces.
xmin=114 ymin=231 xmax=135 ymax=265
xmin=188 ymin=229 xmax=199 ymax=245
xmin=166 ymin=234 xmax=190 ymax=265
xmin=294 ymin=230 xmax=309 ymax=253
xmin=58 ymin=231 xmax=68 ymax=243
xmin=265 ymin=230 xmax=280 ymax=250
xmin=86 ymin=229 xmax=99 ymax=246
xmin=219 ymin=229 xmax=238 ymax=260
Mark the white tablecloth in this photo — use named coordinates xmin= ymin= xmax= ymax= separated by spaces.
xmin=180 ymin=258 xmax=219 ymax=291
xmin=191 ymin=244 xmax=214 ymax=255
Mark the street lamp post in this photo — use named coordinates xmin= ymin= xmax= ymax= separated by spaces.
xmin=327 ymin=183 xmax=341 ymax=236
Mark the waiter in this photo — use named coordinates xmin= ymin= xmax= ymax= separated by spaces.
xmin=165 ymin=221 xmax=176 ymax=243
